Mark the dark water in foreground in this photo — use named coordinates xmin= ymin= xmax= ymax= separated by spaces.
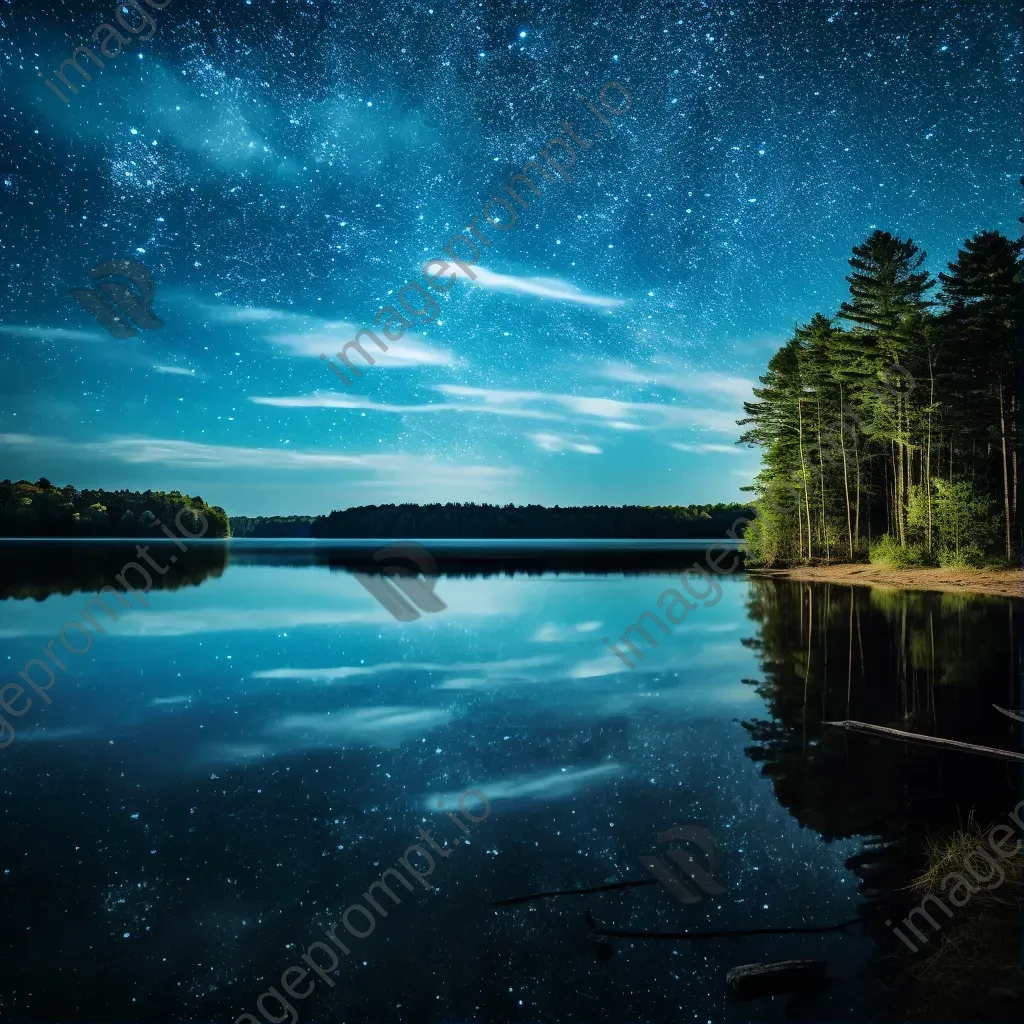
xmin=0 ymin=541 xmax=1020 ymax=1022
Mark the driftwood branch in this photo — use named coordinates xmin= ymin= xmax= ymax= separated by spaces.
xmin=823 ymin=720 xmax=1024 ymax=762
xmin=726 ymin=960 xmax=828 ymax=1000
xmin=993 ymin=704 xmax=1024 ymax=724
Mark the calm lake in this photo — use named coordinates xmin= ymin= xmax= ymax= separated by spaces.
xmin=1 ymin=540 xmax=1020 ymax=1022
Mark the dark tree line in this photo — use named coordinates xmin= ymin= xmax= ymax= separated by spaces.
xmin=739 ymin=229 xmax=1022 ymax=567
xmin=230 ymin=516 xmax=315 ymax=537
xmin=309 ymin=502 xmax=754 ymax=539
xmin=0 ymin=479 xmax=230 ymax=538
xmin=4 ymin=491 xmax=753 ymax=540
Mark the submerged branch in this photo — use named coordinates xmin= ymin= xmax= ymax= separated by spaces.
xmin=823 ymin=720 xmax=1024 ymax=761
xmin=491 ymin=878 xmax=659 ymax=906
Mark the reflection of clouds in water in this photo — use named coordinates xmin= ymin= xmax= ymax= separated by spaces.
xmin=0 ymin=565 xmax=535 ymax=640
xmin=434 ymin=677 xmax=489 ymax=690
xmin=16 ymin=726 xmax=95 ymax=743
xmin=424 ymin=762 xmax=625 ymax=809
xmin=0 ymin=603 xmax=389 ymax=638
xmin=272 ymin=706 xmax=455 ymax=747
xmin=15 ymin=570 xmax=759 ymax=767
xmin=572 ymin=634 xmax=754 ymax=679
xmin=252 ymin=655 xmax=559 ymax=684
xmin=204 ymin=706 xmax=457 ymax=765
xmin=95 ymin=607 xmax=390 ymax=637
xmin=531 ymin=620 xmax=604 ymax=642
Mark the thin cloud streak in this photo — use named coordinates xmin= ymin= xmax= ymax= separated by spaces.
xmin=196 ymin=299 xmax=453 ymax=367
xmin=449 ymin=265 xmax=627 ymax=308
xmin=250 ymin=385 xmax=739 ymax=433
xmin=0 ymin=434 xmax=517 ymax=489
xmin=671 ymin=442 xmax=745 ymax=455
xmin=0 ymin=324 xmax=106 ymax=343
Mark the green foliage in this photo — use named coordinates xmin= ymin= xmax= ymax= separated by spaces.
xmin=869 ymin=535 xmax=929 ymax=568
xmin=0 ymin=479 xmax=230 ymax=538
xmin=739 ymin=227 xmax=1021 ymax=566
xmin=937 ymin=543 xmax=986 ymax=569
xmin=931 ymin=478 xmax=997 ymax=560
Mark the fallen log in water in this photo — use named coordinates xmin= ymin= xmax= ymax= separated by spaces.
xmin=993 ymin=704 xmax=1024 ymax=724
xmin=490 ymin=877 xmax=658 ymax=906
xmin=823 ymin=720 xmax=1024 ymax=761
xmin=725 ymin=960 xmax=828 ymax=1001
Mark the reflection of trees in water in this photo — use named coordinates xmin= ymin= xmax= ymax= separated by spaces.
xmin=739 ymin=579 xmax=1020 ymax=961
xmin=0 ymin=542 xmax=228 ymax=601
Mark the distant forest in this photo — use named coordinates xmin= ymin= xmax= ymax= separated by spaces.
xmin=0 ymin=479 xmax=230 ymax=538
xmin=740 ymin=228 xmax=1022 ymax=568
xmin=236 ymin=504 xmax=755 ymax=539
xmin=231 ymin=515 xmax=314 ymax=537
xmin=3 ymin=493 xmax=753 ymax=540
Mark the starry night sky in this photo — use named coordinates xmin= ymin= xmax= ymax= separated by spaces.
xmin=1 ymin=0 xmax=1019 ymax=516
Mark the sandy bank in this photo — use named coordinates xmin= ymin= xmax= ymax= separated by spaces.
xmin=747 ymin=564 xmax=1024 ymax=599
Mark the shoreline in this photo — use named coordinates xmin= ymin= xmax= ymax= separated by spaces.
xmin=748 ymin=564 xmax=1024 ymax=599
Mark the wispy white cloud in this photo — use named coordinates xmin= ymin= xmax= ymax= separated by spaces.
xmin=670 ymin=442 xmax=744 ymax=455
xmin=435 ymin=385 xmax=739 ymax=433
xmin=271 ymin=330 xmax=453 ymax=367
xmin=153 ymin=364 xmax=197 ymax=377
xmin=601 ymin=361 xmax=756 ymax=403
xmin=0 ymin=324 xmax=105 ymax=343
xmin=0 ymin=434 xmax=517 ymax=492
xmin=446 ymin=265 xmax=626 ymax=308
xmin=249 ymin=392 xmax=562 ymax=421
xmin=198 ymin=300 xmax=453 ymax=367
xmin=529 ymin=432 xmax=603 ymax=455
xmin=201 ymin=305 xmax=290 ymax=323
xmin=251 ymin=384 xmax=737 ymax=433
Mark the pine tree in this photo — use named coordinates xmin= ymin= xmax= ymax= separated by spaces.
xmin=938 ymin=231 xmax=1024 ymax=559
xmin=837 ymin=231 xmax=935 ymax=546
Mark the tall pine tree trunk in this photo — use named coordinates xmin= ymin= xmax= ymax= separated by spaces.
xmin=798 ymin=398 xmax=813 ymax=560
xmin=797 ymin=485 xmax=804 ymax=560
xmin=999 ymin=381 xmax=1012 ymax=561
xmin=853 ymin=429 xmax=861 ymax=548
xmin=926 ymin=357 xmax=934 ymax=553
xmin=816 ymin=397 xmax=830 ymax=561
xmin=839 ymin=387 xmax=853 ymax=559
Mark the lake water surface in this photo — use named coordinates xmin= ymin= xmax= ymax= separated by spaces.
xmin=1 ymin=541 xmax=1020 ymax=1022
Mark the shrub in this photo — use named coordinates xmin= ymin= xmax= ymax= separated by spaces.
xmin=938 ymin=543 xmax=986 ymax=569
xmin=869 ymin=535 xmax=930 ymax=568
